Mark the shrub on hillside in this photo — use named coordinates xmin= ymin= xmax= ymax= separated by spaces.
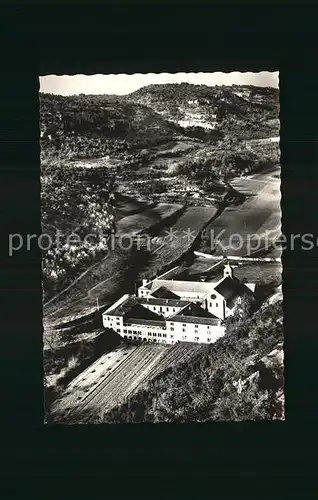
xmin=41 ymin=164 xmax=115 ymax=301
xmin=138 ymin=179 xmax=168 ymax=195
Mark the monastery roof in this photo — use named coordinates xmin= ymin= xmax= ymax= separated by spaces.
xmin=105 ymin=294 xmax=191 ymax=316
xmin=168 ymin=302 xmax=220 ymax=325
xmin=103 ymin=295 xmax=137 ymax=317
xmin=124 ymin=303 xmax=164 ymax=322
xmin=150 ymin=286 xmax=180 ymax=300
xmin=125 ymin=318 xmax=166 ymax=327
xmin=105 ymin=295 xmax=164 ymax=320
xmin=168 ymin=314 xmax=220 ymax=326
xmin=148 ymin=279 xmax=217 ymax=295
xmin=139 ymin=297 xmax=190 ymax=307
xmin=214 ymin=276 xmax=254 ymax=308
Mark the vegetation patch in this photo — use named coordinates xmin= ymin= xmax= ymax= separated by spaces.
xmin=116 ymin=203 xmax=183 ymax=235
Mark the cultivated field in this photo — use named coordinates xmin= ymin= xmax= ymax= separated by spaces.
xmin=44 ymin=328 xmax=124 ymax=422
xmin=203 ymin=167 xmax=281 ymax=257
xmin=116 ymin=203 xmax=183 ymax=235
xmin=231 ymin=261 xmax=282 ymax=285
xmin=114 ymin=195 xmax=156 ymax=219
xmin=50 ymin=341 xmax=202 ymax=423
xmin=138 ymin=341 xmax=202 ymax=388
xmin=140 ymin=206 xmax=219 ymax=277
xmin=185 ymin=256 xmax=223 ymax=274
xmin=152 ymin=206 xmax=218 ymax=253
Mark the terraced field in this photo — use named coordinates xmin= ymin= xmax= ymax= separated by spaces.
xmin=116 ymin=203 xmax=183 ymax=235
xmin=138 ymin=342 xmax=203 ymax=389
xmin=204 ymin=167 xmax=281 ymax=257
xmin=140 ymin=206 xmax=219 ymax=276
xmin=50 ymin=342 xmax=202 ymax=423
xmin=114 ymin=195 xmax=156 ymax=219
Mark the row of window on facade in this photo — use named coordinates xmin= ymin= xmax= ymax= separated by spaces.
xmin=105 ymin=305 xmax=219 ymax=325
xmin=114 ymin=325 xmax=213 ymax=335
xmin=121 ymin=329 xmax=169 ymax=338
xmin=109 ymin=318 xmax=211 ymax=331
xmin=168 ymin=323 xmax=212 ymax=330
xmin=121 ymin=332 xmax=212 ymax=343
xmin=144 ymin=303 xmax=219 ymax=312
xmin=150 ymin=306 xmax=177 ymax=312
xmin=116 ymin=328 xmax=213 ymax=343
xmin=124 ymin=335 xmax=168 ymax=343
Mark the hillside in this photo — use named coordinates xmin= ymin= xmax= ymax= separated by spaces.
xmin=84 ymin=298 xmax=284 ymax=423
xmin=41 ymin=163 xmax=116 ymax=301
xmin=40 ymin=93 xmax=183 ymax=300
xmin=40 ymin=84 xmax=279 ymax=162
xmin=40 ymin=93 xmax=182 ymax=160
xmin=125 ymin=83 xmax=279 ymax=139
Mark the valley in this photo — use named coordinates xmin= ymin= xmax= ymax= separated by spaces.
xmin=41 ymin=81 xmax=282 ymax=423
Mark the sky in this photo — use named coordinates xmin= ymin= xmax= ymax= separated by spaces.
xmin=39 ymin=72 xmax=279 ymax=96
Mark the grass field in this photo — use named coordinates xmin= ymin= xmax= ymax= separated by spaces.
xmin=140 ymin=206 xmax=218 ymax=277
xmin=116 ymin=203 xmax=183 ymax=235
xmin=203 ymin=168 xmax=281 ymax=257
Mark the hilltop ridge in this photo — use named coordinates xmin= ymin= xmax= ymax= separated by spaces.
xmin=40 ymin=83 xmax=279 ymax=159
xmin=124 ymin=83 xmax=279 ymax=136
xmin=40 ymin=93 xmax=182 ymax=158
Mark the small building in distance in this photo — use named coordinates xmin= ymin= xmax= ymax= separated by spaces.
xmin=102 ymin=264 xmax=255 ymax=345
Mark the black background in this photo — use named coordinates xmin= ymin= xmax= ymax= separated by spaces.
xmin=1 ymin=2 xmax=317 ymax=498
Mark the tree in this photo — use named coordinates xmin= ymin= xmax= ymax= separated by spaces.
xmin=236 ymin=295 xmax=255 ymax=318
xmin=151 ymin=179 xmax=167 ymax=194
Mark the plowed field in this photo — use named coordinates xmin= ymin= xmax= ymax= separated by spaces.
xmin=51 ymin=342 xmax=202 ymax=423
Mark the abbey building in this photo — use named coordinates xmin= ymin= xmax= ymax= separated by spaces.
xmin=102 ymin=264 xmax=255 ymax=345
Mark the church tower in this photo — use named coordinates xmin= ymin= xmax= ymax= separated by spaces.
xmin=223 ymin=263 xmax=233 ymax=279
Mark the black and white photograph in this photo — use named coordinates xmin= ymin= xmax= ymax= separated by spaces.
xmin=40 ymin=72 xmax=283 ymax=424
